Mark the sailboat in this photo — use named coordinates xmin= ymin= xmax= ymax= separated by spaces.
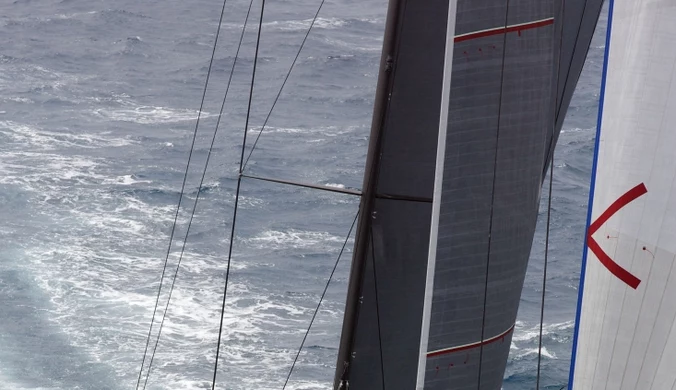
xmin=330 ymin=0 xmax=603 ymax=388
xmin=568 ymin=0 xmax=676 ymax=388
xmin=130 ymin=0 xmax=614 ymax=388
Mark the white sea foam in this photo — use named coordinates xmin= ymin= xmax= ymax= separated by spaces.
xmin=515 ymin=347 xmax=556 ymax=360
xmin=512 ymin=320 xmax=573 ymax=344
xmin=246 ymin=229 xmax=346 ymax=250
xmin=509 ymin=320 xmax=572 ymax=361
xmin=93 ymin=104 xmax=214 ymax=125
xmin=3 ymin=96 xmax=34 ymax=103
xmin=263 ymin=17 xmax=347 ymax=31
xmin=0 ymin=120 xmax=134 ymax=150
xmin=324 ymin=183 xmax=346 ymax=189
xmin=247 ymin=125 xmax=359 ymax=137
xmin=103 ymin=174 xmax=152 ymax=185
xmin=20 ymin=180 xmax=338 ymax=387
xmin=0 ymin=151 xmax=106 ymax=194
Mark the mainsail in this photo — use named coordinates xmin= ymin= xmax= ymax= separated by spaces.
xmin=570 ymin=0 xmax=676 ymax=388
xmin=333 ymin=0 xmax=603 ymax=389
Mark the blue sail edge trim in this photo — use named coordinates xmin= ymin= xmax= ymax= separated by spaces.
xmin=567 ymin=0 xmax=616 ymax=388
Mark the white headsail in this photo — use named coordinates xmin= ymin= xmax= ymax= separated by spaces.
xmin=570 ymin=0 xmax=676 ymax=388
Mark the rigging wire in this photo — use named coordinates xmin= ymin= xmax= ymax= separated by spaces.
xmin=139 ymin=0 xmax=257 ymax=388
xmin=281 ymin=211 xmax=359 ymax=390
xmin=536 ymin=150 xmax=554 ymax=389
xmin=135 ymin=0 xmax=231 ymax=387
xmin=211 ymin=0 xmax=266 ymax=388
xmin=241 ymin=0 xmax=328 ymax=171
xmin=536 ymin=1 xmax=565 ymax=387
xmin=196 ymin=0 xmax=326 ymax=187
xmin=477 ymin=0 xmax=511 ymax=386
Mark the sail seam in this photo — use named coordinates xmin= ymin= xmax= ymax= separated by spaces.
xmin=375 ymin=193 xmax=432 ymax=203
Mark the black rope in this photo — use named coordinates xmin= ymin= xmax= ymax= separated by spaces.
xmin=477 ymin=0 xmax=511 ymax=387
xmin=369 ymin=226 xmax=386 ymax=389
xmin=135 ymin=0 xmax=231 ymax=387
xmin=536 ymin=1 xmax=566 ymax=387
xmin=536 ymin=150 xmax=554 ymax=389
xmin=211 ymin=0 xmax=266 ymax=388
xmin=281 ymin=211 xmax=359 ymax=389
xmin=139 ymin=0 xmax=256 ymax=388
xmin=241 ymin=0 xmax=328 ymax=171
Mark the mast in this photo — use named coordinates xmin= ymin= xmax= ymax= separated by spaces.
xmin=333 ymin=0 xmax=452 ymax=387
xmin=333 ymin=0 xmax=404 ymax=387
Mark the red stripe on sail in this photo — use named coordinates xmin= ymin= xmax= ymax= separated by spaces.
xmin=586 ymin=183 xmax=647 ymax=289
xmin=426 ymin=324 xmax=515 ymax=358
xmin=454 ymin=18 xmax=554 ymax=43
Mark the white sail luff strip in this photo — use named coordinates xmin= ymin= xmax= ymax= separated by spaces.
xmin=415 ymin=1 xmax=458 ymax=388
xmin=572 ymin=1 xmax=676 ymax=388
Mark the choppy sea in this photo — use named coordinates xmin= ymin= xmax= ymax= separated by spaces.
xmin=0 ymin=0 xmax=607 ymax=389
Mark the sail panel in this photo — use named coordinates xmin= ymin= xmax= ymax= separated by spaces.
xmin=337 ymin=0 xmax=605 ymax=388
xmin=339 ymin=0 xmax=450 ymax=388
xmin=416 ymin=0 xmax=458 ymax=386
xmin=422 ymin=0 xmax=557 ymax=388
xmin=348 ymin=199 xmax=433 ymax=389
xmin=376 ymin=1 xmax=451 ymax=200
xmin=551 ymin=0 xmax=605 ymax=159
xmin=571 ymin=1 xmax=676 ymax=388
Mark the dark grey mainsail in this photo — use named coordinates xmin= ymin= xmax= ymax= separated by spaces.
xmin=333 ymin=0 xmax=604 ymax=389
xmin=333 ymin=0 xmax=449 ymax=388
xmin=546 ymin=0 xmax=605 ymax=174
xmin=420 ymin=1 xmax=559 ymax=388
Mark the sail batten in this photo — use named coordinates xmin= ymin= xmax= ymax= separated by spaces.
xmin=426 ymin=324 xmax=515 ymax=358
xmin=454 ymin=17 xmax=554 ymax=42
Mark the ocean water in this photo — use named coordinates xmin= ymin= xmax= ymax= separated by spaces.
xmin=0 ymin=0 xmax=606 ymax=389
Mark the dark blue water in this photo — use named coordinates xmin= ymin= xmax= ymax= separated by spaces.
xmin=0 ymin=1 xmax=606 ymax=389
